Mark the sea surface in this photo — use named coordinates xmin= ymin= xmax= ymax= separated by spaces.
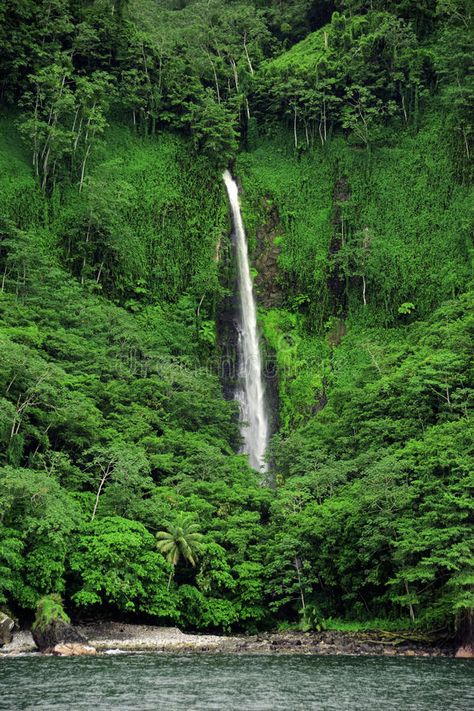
xmin=0 ymin=653 xmax=472 ymax=710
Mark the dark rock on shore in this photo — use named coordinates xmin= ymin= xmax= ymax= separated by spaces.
xmin=242 ymin=628 xmax=443 ymax=657
xmin=235 ymin=630 xmax=452 ymax=657
xmin=2 ymin=620 xmax=456 ymax=658
xmin=77 ymin=623 xmax=454 ymax=657
xmin=0 ymin=612 xmax=15 ymax=646
xmin=33 ymin=618 xmax=89 ymax=652
xmin=31 ymin=595 xmax=95 ymax=654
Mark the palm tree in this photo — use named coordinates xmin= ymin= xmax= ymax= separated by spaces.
xmin=156 ymin=515 xmax=204 ymax=590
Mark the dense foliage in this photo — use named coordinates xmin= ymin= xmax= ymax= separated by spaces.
xmin=0 ymin=0 xmax=472 ymax=639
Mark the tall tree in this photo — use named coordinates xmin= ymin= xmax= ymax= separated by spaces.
xmin=156 ymin=515 xmax=204 ymax=589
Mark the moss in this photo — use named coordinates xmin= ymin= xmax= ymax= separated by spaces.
xmin=32 ymin=595 xmax=70 ymax=633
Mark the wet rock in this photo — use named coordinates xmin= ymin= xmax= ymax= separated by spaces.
xmin=455 ymin=646 xmax=474 ymax=659
xmin=32 ymin=595 xmax=90 ymax=652
xmin=254 ymin=199 xmax=283 ymax=309
xmin=0 ymin=630 xmax=35 ymax=655
xmin=0 ymin=612 xmax=14 ymax=646
xmin=33 ymin=619 xmax=89 ymax=652
xmin=50 ymin=643 xmax=97 ymax=656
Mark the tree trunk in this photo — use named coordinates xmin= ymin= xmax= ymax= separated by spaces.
xmin=462 ymin=126 xmax=470 ymax=160
xmin=405 ymin=580 xmax=416 ymax=622
xmin=81 ymin=220 xmax=91 ymax=284
xmin=294 ymin=557 xmax=306 ymax=622
xmin=41 ymin=145 xmax=51 ymax=191
xmin=91 ymin=465 xmax=112 ymax=521
xmin=208 ymin=53 xmax=221 ymax=103
xmin=79 ymin=143 xmax=92 ymax=192
xmin=230 ymin=57 xmax=239 ymax=92
xmin=243 ymin=34 xmax=254 ymax=75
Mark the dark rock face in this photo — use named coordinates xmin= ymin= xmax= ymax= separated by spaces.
xmin=217 ymin=219 xmax=241 ymax=407
xmin=32 ymin=619 xmax=88 ymax=652
xmin=0 ymin=612 xmax=14 ymax=646
xmin=254 ymin=199 xmax=283 ymax=309
xmin=253 ymin=198 xmax=281 ymax=440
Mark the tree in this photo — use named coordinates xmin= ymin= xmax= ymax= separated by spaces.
xmin=188 ymin=89 xmax=239 ymax=162
xmin=254 ymin=10 xmax=424 ymax=144
xmin=18 ymin=57 xmax=75 ymax=190
xmin=156 ymin=515 xmax=204 ymax=589
xmin=341 ymin=86 xmax=396 ymax=148
xmin=72 ymin=71 xmax=115 ymax=190
xmin=435 ymin=19 xmax=474 ymax=163
xmin=0 ymin=526 xmax=23 ymax=606
xmin=70 ymin=516 xmax=177 ymax=619
xmin=0 ymin=466 xmax=82 ymax=608
xmin=86 ymin=442 xmax=151 ymax=521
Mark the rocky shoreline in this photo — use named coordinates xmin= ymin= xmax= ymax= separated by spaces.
xmin=0 ymin=622 xmax=461 ymax=658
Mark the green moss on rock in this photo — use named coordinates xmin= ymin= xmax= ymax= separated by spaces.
xmin=32 ymin=595 xmax=70 ymax=633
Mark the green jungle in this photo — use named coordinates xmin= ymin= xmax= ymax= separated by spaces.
xmin=0 ymin=0 xmax=473 ymax=643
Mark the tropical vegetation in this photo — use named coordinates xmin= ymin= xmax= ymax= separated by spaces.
xmin=0 ymin=0 xmax=472 ymax=640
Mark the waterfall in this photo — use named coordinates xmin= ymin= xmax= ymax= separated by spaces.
xmin=223 ymin=169 xmax=269 ymax=472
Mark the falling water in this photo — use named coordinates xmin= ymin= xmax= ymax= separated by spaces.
xmin=223 ymin=169 xmax=269 ymax=472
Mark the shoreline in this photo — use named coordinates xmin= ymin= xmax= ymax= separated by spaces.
xmin=0 ymin=622 xmax=456 ymax=658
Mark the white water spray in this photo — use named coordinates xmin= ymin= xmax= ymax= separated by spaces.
xmin=223 ymin=170 xmax=269 ymax=472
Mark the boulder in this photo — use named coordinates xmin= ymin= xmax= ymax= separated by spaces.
xmin=50 ymin=643 xmax=97 ymax=656
xmin=455 ymin=646 xmax=474 ymax=659
xmin=0 ymin=612 xmax=15 ymax=646
xmin=33 ymin=618 xmax=89 ymax=652
xmin=32 ymin=595 xmax=89 ymax=652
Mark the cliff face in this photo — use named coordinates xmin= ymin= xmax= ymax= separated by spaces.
xmin=217 ymin=218 xmax=240 ymax=404
xmin=254 ymin=198 xmax=283 ymax=309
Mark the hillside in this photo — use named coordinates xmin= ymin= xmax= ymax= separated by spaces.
xmin=0 ymin=0 xmax=472 ymax=643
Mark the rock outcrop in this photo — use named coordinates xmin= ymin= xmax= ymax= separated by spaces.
xmin=33 ymin=618 xmax=89 ymax=652
xmin=0 ymin=612 xmax=15 ymax=646
xmin=455 ymin=646 xmax=474 ymax=659
xmin=31 ymin=594 xmax=94 ymax=653
xmin=50 ymin=643 xmax=97 ymax=656
xmin=254 ymin=198 xmax=283 ymax=309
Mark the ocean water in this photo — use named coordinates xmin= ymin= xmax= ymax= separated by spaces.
xmin=0 ymin=653 xmax=472 ymax=710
